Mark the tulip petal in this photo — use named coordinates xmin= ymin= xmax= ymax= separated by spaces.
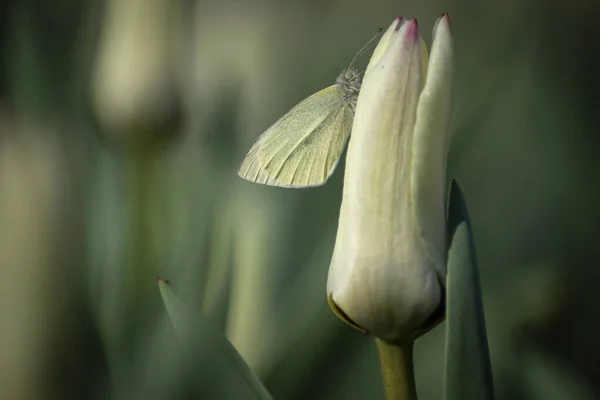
xmin=420 ymin=38 xmax=429 ymax=91
xmin=364 ymin=17 xmax=404 ymax=77
xmin=411 ymin=14 xmax=454 ymax=275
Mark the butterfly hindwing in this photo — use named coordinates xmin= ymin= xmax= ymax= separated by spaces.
xmin=238 ymin=85 xmax=354 ymax=188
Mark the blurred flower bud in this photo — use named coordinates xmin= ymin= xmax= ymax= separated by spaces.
xmin=327 ymin=15 xmax=454 ymax=342
xmin=91 ymin=0 xmax=183 ymax=144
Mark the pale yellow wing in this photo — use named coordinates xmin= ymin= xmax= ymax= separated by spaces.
xmin=238 ymin=85 xmax=354 ymax=188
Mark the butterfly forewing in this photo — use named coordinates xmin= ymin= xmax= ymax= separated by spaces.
xmin=238 ymin=85 xmax=354 ymax=188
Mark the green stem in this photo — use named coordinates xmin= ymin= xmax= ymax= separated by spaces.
xmin=376 ymin=339 xmax=418 ymax=400
xmin=130 ymin=147 xmax=158 ymax=303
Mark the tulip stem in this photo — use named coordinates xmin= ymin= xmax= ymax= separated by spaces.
xmin=376 ymin=339 xmax=418 ymax=400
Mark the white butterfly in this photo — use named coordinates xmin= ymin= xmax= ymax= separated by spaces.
xmin=237 ymin=30 xmax=381 ymax=188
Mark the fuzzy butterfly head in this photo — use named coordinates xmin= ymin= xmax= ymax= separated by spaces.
xmin=337 ymin=67 xmax=362 ymax=110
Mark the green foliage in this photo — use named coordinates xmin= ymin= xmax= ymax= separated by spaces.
xmin=158 ymin=278 xmax=273 ymax=400
xmin=444 ymin=180 xmax=494 ymax=400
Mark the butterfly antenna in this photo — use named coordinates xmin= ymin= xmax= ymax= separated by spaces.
xmin=348 ymin=27 xmax=384 ymax=69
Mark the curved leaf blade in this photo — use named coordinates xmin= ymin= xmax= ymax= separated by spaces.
xmin=444 ymin=180 xmax=494 ymax=400
xmin=157 ymin=278 xmax=273 ymax=400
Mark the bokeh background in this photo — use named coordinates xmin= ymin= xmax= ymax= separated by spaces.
xmin=1 ymin=0 xmax=599 ymax=399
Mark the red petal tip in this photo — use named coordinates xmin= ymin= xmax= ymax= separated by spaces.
xmin=402 ymin=19 xmax=419 ymax=39
xmin=394 ymin=16 xmax=405 ymax=31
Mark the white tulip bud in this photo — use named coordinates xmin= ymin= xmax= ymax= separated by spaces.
xmin=327 ymin=15 xmax=454 ymax=342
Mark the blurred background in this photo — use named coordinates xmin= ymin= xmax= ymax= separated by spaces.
xmin=1 ymin=0 xmax=599 ymax=399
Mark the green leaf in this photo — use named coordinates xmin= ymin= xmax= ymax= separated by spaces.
xmin=157 ymin=278 xmax=273 ymax=400
xmin=443 ymin=180 xmax=494 ymax=400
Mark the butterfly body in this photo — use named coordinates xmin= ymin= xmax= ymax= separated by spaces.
xmin=336 ymin=67 xmax=362 ymax=110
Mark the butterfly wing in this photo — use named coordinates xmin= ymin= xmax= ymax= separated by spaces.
xmin=238 ymin=85 xmax=355 ymax=188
